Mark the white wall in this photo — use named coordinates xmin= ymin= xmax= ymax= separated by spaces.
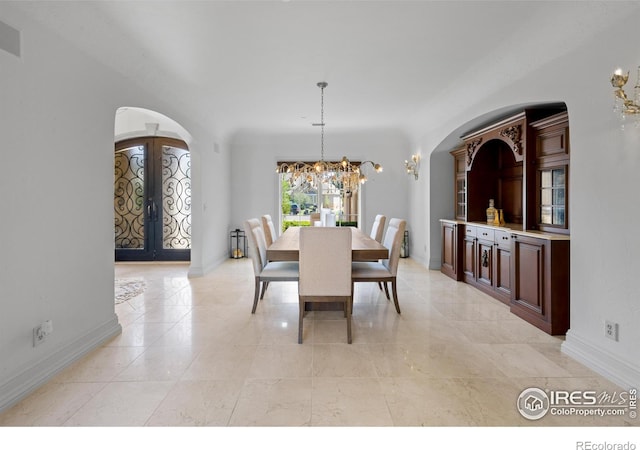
xmin=0 ymin=7 xmax=229 ymax=410
xmin=229 ymin=130 xmax=412 ymax=239
xmin=411 ymin=10 xmax=640 ymax=388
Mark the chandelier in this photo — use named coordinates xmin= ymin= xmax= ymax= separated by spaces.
xmin=276 ymin=82 xmax=382 ymax=195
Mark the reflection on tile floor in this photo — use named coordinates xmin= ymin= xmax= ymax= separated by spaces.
xmin=0 ymin=258 xmax=635 ymax=427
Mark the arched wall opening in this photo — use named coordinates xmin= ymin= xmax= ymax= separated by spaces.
xmin=114 ymin=107 xmax=195 ymax=263
xmin=115 ymin=106 xmax=193 ymax=144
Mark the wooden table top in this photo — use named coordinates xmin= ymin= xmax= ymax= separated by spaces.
xmin=266 ymin=226 xmax=389 ymax=262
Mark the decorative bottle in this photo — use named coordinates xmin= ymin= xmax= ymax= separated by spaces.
xmin=499 ymin=209 xmax=506 ymax=226
xmin=486 ymin=199 xmax=497 ymax=224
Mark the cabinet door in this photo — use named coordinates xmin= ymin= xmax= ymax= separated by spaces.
xmin=494 ymin=245 xmax=511 ymax=302
xmin=462 ymin=235 xmax=477 ymax=284
xmin=452 ymin=148 xmax=467 ymax=220
xmin=456 ymin=175 xmax=466 ymax=220
xmin=476 ymin=239 xmax=494 ymax=289
xmin=511 ymin=235 xmax=545 ymax=315
xmin=493 ymin=231 xmax=512 ymax=303
xmin=441 ymin=222 xmax=460 ymax=280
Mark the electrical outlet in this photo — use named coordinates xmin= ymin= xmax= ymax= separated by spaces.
xmin=605 ymin=320 xmax=619 ymax=341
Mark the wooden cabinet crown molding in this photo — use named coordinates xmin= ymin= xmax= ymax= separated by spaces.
xmin=529 ymin=111 xmax=569 ymax=130
xmin=465 ymin=138 xmax=483 ymax=166
xmin=461 ymin=112 xmax=526 ymax=168
xmin=499 ymin=124 xmax=523 ymax=155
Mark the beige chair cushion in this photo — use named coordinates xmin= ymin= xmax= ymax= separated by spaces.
xmin=351 ymin=261 xmax=391 ymax=278
xmin=260 ymin=261 xmax=299 ymax=280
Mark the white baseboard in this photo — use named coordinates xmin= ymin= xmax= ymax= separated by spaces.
xmin=428 ymin=257 xmax=441 ymax=271
xmin=189 ymin=254 xmax=228 ymax=278
xmin=562 ymin=329 xmax=640 ymax=390
xmin=0 ymin=315 xmax=122 ymax=413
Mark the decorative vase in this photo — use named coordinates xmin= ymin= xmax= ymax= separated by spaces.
xmin=493 ymin=210 xmax=500 ymax=226
xmin=499 ymin=209 xmax=506 ymax=226
xmin=486 ymin=199 xmax=497 ymax=224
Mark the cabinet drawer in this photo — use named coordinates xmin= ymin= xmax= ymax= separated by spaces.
xmin=477 ymin=227 xmax=495 ymax=242
xmin=464 ymin=225 xmax=477 ymax=238
xmin=495 ymin=230 xmax=512 ymax=249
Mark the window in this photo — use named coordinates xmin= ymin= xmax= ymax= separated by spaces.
xmin=278 ymin=163 xmax=361 ymax=231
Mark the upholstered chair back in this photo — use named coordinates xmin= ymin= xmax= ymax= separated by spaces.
xmin=370 ymin=214 xmax=386 ymax=243
xmin=261 ymin=214 xmax=277 ymax=246
xmin=382 ymin=218 xmax=406 ymax=276
xmin=244 ymin=219 xmax=264 ymax=274
xmin=299 ymin=227 xmax=352 ymax=297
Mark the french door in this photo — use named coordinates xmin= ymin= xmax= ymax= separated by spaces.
xmin=114 ymin=137 xmax=191 ymax=261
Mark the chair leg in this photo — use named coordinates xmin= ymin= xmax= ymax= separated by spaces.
xmin=377 ymin=282 xmax=383 ymax=291
xmin=351 ymin=283 xmax=355 ymax=314
xmin=298 ymin=299 xmax=304 ymax=344
xmin=383 ymin=282 xmax=390 ymax=300
xmin=251 ymin=278 xmax=260 ymax=314
xmin=346 ymin=297 xmax=352 ymax=344
xmin=260 ymin=281 xmax=269 ymax=299
xmin=391 ymin=279 xmax=401 ymax=314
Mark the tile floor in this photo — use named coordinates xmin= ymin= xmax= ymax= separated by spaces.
xmin=0 ymin=258 xmax=636 ymax=428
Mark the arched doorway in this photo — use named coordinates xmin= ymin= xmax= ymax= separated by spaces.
xmin=114 ymin=107 xmax=192 ymax=261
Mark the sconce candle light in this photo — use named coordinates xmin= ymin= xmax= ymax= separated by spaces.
xmin=611 ymin=66 xmax=640 ymax=123
xmin=405 ymin=154 xmax=420 ymax=180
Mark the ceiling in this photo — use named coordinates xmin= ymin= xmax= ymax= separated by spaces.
xmin=9 ymin=1 xmax=637 ymax=141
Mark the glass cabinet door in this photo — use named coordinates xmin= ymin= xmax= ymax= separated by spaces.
xmin=456 ymin=176 xmax=466 ymax=220
xmin=539 ymin=167 xmax=566 ymax=227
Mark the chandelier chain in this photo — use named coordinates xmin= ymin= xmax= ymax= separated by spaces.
xmin=320 ymin=83 xmax=325 ymax=161
xmin=274 ymin=81 xmax=382 ymax=196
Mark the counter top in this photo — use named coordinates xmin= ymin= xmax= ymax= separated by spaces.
xmin=439 ymin=219 xmax=570 ymax=241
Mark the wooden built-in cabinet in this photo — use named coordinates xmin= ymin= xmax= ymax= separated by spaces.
xmin=440 ymin=108 xmax=570 ymax=335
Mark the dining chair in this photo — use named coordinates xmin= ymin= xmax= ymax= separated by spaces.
xmin=352 ymin=218 xmax=406 ymax=314
xmin=261 ymin=214 xmax=277 ymax=247
xmin=370 ymin=214 xmax=386 ymax=243
xmin=244 ymin=218 xmax=298 ymax=314
xmin=298 ymin=227 xmax=353 ymax=344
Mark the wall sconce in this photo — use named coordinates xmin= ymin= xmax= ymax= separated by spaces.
xmin=404 ymin=154 xmax=420 ymax=180
xmin=611 ymin=67 xmax=640 ymax=122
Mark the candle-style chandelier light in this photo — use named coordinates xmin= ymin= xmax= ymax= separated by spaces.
xmin=276 ymin=82 xmax=382 ymax=195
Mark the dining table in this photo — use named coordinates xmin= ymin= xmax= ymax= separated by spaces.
xmin=266 ymin=225 xmax=389 ymax=262
xmin=266 ymin=225 xmax=389 ymax=312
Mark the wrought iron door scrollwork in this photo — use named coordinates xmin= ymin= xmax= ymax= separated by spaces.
xmin=162 ymin=146 xmax=191 ymax=250
xmin=114 ymin=145 xmax=145 ymax=249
